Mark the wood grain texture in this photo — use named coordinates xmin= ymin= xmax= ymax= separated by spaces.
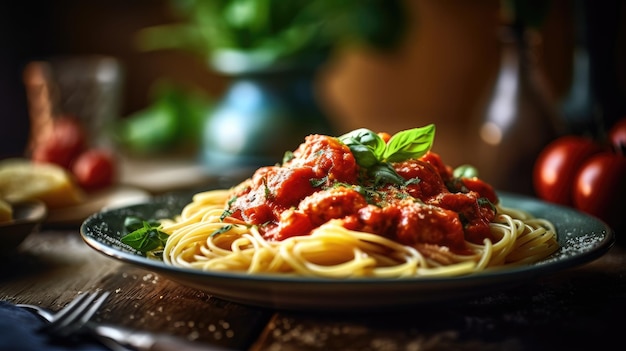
xmin=2 ymin=228 xmax=625 ymax=350
xmin=0 ymin=230 xmax=272 ymax=350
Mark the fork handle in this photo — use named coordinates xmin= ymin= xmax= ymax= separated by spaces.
xmin=148 ymin=335 xmax=233 ymax=351
xmin=94 ymin=324 xmax=233 ymax=351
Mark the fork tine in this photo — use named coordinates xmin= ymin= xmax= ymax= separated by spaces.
xmin=42 ymin=291 xmax=110 ymax=337
xmin=45 ymin=291 xmax=91 ymax=324
xmin=41 ymin=292 xmax=98 ymax=334
xmin=77 ymin=291 xmax=110 ymax=326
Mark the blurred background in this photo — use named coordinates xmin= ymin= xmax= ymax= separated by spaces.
xmin=1 ymin=0 xmax=625 ymax=196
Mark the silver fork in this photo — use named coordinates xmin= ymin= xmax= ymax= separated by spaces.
xmin=37 ymin=291 xmax=110 ymax=338
xmin=17 ymin=291 xmax=130 ymax=350
xmin=17 ymin=291 xmax=109 ymax=344
xmin=18 ymin=293 xmax=222 ymax=351
xmin=16 ymin=291 xmax=130 ymax=351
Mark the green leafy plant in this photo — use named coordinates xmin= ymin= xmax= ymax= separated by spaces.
xmin=115 ymin=81 xmax=212 ymax=155
xmin=136 ymin=0 xmax=407 ymax=71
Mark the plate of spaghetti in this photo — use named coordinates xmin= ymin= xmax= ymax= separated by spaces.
xmin=81 ymin=125 xmax=614 ymax=310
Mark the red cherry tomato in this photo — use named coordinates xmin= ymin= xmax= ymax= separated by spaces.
xmin=573 ymin=152 xmax=626 ymax=230
xmin=609 ymin=117 xmax=626 ymax=154
xmin=31 ymin=117 xmax=86 ymax=169
xmin=533 ymin=136 xmax=604 ymax=206
xmin=72 ymin=149 xmax=116 ymax=190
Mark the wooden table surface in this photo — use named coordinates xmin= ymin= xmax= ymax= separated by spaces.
xmin=2 ymin=224 xmax=625 ymax=351
xmin=2 ymin=159 xmax=626 ymax=351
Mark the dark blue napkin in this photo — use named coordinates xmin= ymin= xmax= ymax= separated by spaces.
xmin=0 ymin=301 xmax=110 ymax=351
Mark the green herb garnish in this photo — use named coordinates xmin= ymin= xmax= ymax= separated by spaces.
xmin=478 ymin=197 xmax=497 ymax=213
xmin=453 ymin=164 xmax=479 ymax=179
xmin=121 ymin=217 xmax=169 ymax=253
xmin=210 ymin=224 xmax=234 ymax=238
xmin=310 ymin=176 xmax=328 ymax=188
xmin=283 ymin=150 xmax=295 ymax=164
xmin=220 ymin=196 xmax=238 ymax=221
xmin=123 ymin=216 xmax=160 ymax=232
xmin=339 ymin=124 xmax=435 ymax=186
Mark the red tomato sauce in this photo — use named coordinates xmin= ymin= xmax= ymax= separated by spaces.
xmin=227 ymin=134 xmax=499 ymax=254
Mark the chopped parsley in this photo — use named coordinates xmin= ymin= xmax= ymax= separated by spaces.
xmin=220 ymin=196 xmax=238 ymax=221
xmin=310 ymin=176 xmax=328 ymax=188
xmin=210 ymin=224 xmax=234 ymax=238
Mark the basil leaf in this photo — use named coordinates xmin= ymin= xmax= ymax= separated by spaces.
xmin=121 ymin=219 xmax=168 ymax=253
xmin=346 ymin=143 xmax=379 ymax=168
xmin=339 ymin=128 xmax=386 ymax=158
xmin=369 ymin=163 xmax=406 ymax=186
xmin=339 ymin=128 xmax=385 ymax=151
xmin=383 ymin=124 xmax=435 ymax=163
xmin=338 ymin=125 xmax=437 ymax=187
xmin=124 ymin=216 xmax=160 ymax=232
xmin=123 ymin=216 xmax=145 ymax=232
xmin=339 ymin=129 xmax=386 ymax=168
xmin=453 ymin=164 xmax=479 ymax=178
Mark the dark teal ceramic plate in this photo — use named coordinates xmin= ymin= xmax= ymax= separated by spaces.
xmin=80 ymin=192 xmax=614 ymax=311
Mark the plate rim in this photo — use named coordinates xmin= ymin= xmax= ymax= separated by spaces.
xmin=79 ymin=192 xmax=615 ymax=308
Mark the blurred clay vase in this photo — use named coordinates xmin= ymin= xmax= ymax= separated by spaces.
xmin=201 ymin=50 xmax=334 ymax=175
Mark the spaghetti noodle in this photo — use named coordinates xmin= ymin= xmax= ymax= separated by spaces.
xmin=160 ymin=126 xmax=558 ymax=278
